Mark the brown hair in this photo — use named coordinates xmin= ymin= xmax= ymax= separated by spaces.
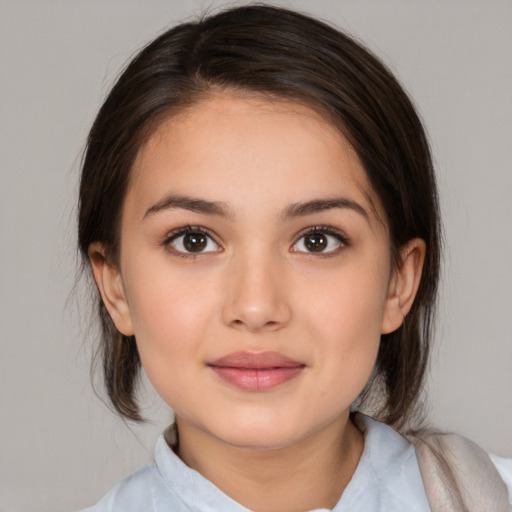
xmin=78 ymin=4 xmax=441 ymax=428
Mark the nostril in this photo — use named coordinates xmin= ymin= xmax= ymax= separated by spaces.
xmin=228 ymin=318 xmax=284 ymax=332
xmin=222 ymin=292 xmax=292 ymax=332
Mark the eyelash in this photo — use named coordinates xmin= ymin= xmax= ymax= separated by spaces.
xmin=163 ymin=225 xmax=221 ymax=258
xmin=292 ymin=225 xmax=350 ymax=256
xmin=162 ymin=224 xmax=350 ymax=257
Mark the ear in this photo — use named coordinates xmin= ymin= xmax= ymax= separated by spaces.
xmin=381 ymin=238 xmax=426 ymax=334
xmin=88 ymin=242 xmax=134 ymax=336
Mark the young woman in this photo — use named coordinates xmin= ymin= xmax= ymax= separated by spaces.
xmin=78 ymin=4 xmax=512 ymax=511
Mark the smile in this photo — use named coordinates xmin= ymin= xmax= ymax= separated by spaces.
xmin=207 ymin=351 xmax=306 ymax=391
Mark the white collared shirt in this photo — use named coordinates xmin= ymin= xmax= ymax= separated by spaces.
xmin=81 ymin=415 xmax=512 ymax=511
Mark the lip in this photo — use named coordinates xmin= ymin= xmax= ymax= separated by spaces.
xmin=207 ymin=351 xmax=306 ymax=391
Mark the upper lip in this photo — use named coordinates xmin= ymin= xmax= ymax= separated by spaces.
xmin=208 ymin=351 xmax=305 ymax=369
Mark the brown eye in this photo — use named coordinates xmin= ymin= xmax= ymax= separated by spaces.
xmin=304 ymin=233 xmax=327 ymax=252
xmin=183 ymin=233 xmax=207 ymax=252
xmin=292 ymin=229 xmax=346 ymax=254
xmin=168 ymin=229 xmax=220 ymax=254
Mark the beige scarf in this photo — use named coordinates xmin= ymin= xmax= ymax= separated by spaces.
xmin=414 ymin=431 xmax=510 ymax=511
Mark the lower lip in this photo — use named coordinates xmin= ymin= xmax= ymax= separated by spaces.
xmin=209 ymin=366 xmax=305 ymax=391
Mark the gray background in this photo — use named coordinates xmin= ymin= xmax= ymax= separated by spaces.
xmin=0 ymin=0 xmax=511 ymax=510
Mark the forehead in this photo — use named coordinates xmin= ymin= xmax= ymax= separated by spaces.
xmin=128 ymin=94 xmax=385 ymax=225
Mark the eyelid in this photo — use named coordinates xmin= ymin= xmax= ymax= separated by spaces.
xmin=163 ymin=225 xmax=222 ymax=255
xmin=161 ymin=224 xmax=349 ymax=256
xmin=291 ymin=225 xmax=350 ymax=253
xmin=295 ymin=224 xmax=349 ymax=238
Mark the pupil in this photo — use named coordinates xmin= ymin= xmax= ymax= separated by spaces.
xmin=305 ymin=233 xmax=327 ymax=252
xmin=184 ymin=233 xmax=207 ymax=252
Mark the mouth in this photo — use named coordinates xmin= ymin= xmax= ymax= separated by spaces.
xmin=207 ymin=351 xmax=306 ymax=391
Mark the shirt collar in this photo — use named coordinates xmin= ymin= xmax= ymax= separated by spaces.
xmin=153 ymin=414 xmax=430 ymax=511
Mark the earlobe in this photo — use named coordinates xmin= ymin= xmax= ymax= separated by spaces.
xmin=381 ymin=238 xmax=426 ymax=334
xmin=88 ymin=242 xmax=134 ymax=336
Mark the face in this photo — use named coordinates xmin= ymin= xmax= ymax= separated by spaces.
xmin=94 ymin=94 xmax=413 ymax=450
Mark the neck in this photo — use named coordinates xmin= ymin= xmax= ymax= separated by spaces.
xmin=174 ymin=414 xmax=363 ymax=512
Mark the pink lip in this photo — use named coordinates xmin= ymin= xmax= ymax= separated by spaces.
xmin=208 ymin=351 xmax=305 ymax=391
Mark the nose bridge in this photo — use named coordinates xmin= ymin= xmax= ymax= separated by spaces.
xmin=222 ymin=242 xmax=291 ymax=331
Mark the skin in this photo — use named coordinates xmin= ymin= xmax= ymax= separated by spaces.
xmin=90 ymin=94 xmax=425 ymax=511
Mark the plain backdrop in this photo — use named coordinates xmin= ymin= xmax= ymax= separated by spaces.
xmin=0 ymin=0 xmax=511 ymax=510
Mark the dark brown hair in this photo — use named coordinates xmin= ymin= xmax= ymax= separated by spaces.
xmin=78 ymin=4 xmax=441 ymax=428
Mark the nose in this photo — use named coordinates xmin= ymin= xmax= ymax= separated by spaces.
xmin=221 ymin=249 xmax=292 ymax=333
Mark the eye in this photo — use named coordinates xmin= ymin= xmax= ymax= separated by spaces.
xmin=165 ymin=227 xmax=221 ymax=254
xmin=291 ymin=228 xmax=348 ymax=254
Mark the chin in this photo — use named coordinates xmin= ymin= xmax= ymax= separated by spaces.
xmin=223 ymin=429 xmax=301 ymax=451
xmin=207 ymin=413 xmax=311 ymax=451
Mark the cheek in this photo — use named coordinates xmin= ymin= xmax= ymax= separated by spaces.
xmin=126 ymin=251 xmax=216 ymax=328
xmin=123 ymin=260 xmax=218 ymax=373
xmin=300 ymin=260 xmax=389 ymax=391
xmin=124 ymin=272 xmax=216 ymax=411
xmin=304 ymin=259 xmax=390 ymax=342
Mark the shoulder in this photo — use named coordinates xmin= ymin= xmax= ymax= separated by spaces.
xmin=412 ymin=430 xmax=512 ymax=511
xmin=79 ymin=465 xmax=157 ymax=512
xmin=350 ymin=414 xmax=512 ymax=511
xmin=78 ymin=461 xmax=190 ymax=512
xmin=79 ymin=432 xmax=251 ymax=512
xmin=340 ymin=414 xmax=431 ymax=511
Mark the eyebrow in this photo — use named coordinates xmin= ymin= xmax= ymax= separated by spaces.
xmin=143 ymin=194 xmax=368 ymax=221
xmin=282 ymin=197 xmax=369 ymax=220
xmin=143 ymin=194 xmax=234 ymax=220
